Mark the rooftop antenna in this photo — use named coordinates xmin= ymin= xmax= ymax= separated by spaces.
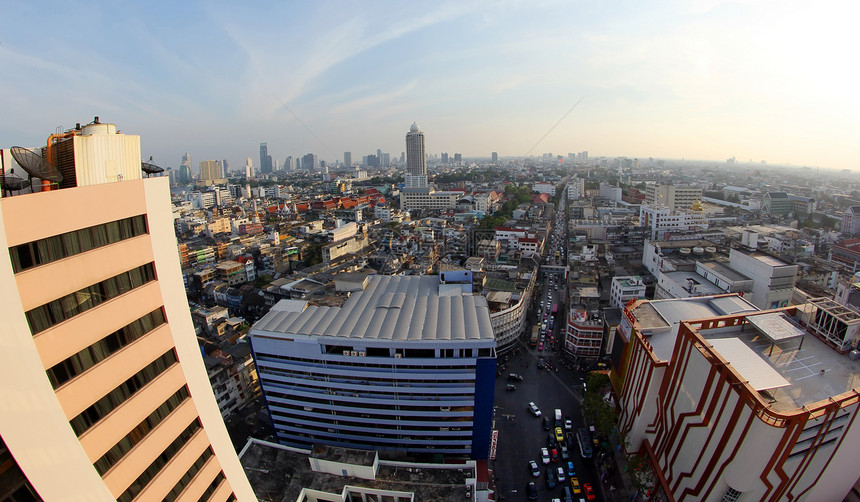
xmin=141 ymin=156 xmax=165 ymax=177
xmin=10 ymin=146 xmax=63 ymax=192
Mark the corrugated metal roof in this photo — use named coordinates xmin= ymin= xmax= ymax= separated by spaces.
xmin=709 ymin=296 xmax=758 ymax=316
xmin=252 ymin=275 xmax=495 ymax=342
xmin=709 ymin=337 xmax=790 ymax=391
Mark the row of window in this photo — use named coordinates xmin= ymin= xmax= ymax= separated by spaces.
xmin=70 ymin=349 xmax=177 ymax=436
xmin=163 ymin=447 xmax=214 ymax=502
xmin=270 ymin=412 xmax=473 ymax=437
xmin=256 ymin=353 xmax=476 ymax=371
xmin=260 ymin=365 xmax=475 ymax=385
xmin=26 ymin=263 xmax=157 ymax=335
xmin=261 ymin=376 xmax=474 ymax=401
xmin=47 ymin=308 xmax=166 ymax=389
xmin=93 ymin=386 xmax=189 ymax=476
xmin=9 ymin=215 xmax=148 ymax=273
xmin=117 ymin=419 xmax=201 ymax=502
xmin=264 ymin=389 xmax=473 ymax=412
xmin=197 ymin=473 xmax=226 ymax=502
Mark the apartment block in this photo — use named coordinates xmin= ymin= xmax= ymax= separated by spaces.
xmin=0 ymin=121 xmax=254 ymax=501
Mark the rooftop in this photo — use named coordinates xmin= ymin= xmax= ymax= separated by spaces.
xmin=662 ymin=271 xmax=725 ymax=296
xmin=240 ymin=440 xmax=475 ymax=502
xmin=626 ymin=296 xmax=860 ymax=413
xmin=701 ymin=321 xmax=860 ymax=412
xmin=697 ymin=260 xmax=751 ymax=283
xmin=251 ymin=275 xmax=495 ymax=343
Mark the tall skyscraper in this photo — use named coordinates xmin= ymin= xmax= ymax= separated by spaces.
xmin=259 ymin=143 xmax=272 ymax=174
xmin=491 ymin=152 xmax=498 ymax=163
xmin=179 ymin=152 xmax=192 ymax=182
xmin=344 ymin=151 xmax=352 ymax=168
xmin=244 ymin=157 xmax=254 ymax=179
xmin=302 ymin=153 xmax=318 ymax=172
xmin=0 ymin=120 xmax=255 ymax=500
xmin=406 ymin=122 xmax=426 ymax=177
xmin=283 ymin=155 xmax=294 ymax=172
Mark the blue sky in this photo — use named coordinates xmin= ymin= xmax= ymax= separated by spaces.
xmin=2 ymin=1 xmax=858 ymax=170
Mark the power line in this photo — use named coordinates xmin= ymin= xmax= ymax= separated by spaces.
xmin=523 ymin=96 xmax=586 ymax=157
xmin=273 ymin=96 xmax=337 ymax=159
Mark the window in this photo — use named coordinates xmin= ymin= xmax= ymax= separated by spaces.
xmin=9 ymin=215 xmax=148 ymax=273
xmin=721 ymin=486 xmax=742 ymax=502
xmin=69 ymin=349 xmax=177 ymax=436
xmin=47 ymin=308 xmax=166 ymax=389
xmin=25 ymin=263 xmax=156 ymax=335
xmin=116 ymin=420 xmax=202 ymax=502
xmin=92 ymin=386 xmax=189 ymax=475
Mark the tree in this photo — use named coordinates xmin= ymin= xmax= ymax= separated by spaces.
xmin=582 ymin=372 xmax=616 ymax=437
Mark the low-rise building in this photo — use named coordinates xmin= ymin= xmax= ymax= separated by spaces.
xmin=609 ymin=276 xmax=646 ymax=309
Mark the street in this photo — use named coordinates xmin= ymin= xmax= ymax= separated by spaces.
xmin=491 ymin=338 xmax=601 ymax=501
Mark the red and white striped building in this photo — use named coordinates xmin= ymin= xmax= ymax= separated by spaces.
xmin=611 ymin=294 xmax=860 ymax=501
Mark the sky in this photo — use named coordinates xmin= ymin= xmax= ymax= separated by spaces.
xmin=2 ymin=1 xmax=859 ymax=171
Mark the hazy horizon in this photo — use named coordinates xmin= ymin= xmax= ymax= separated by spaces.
xmin=2 ymin=1 xmax=857 ymax=171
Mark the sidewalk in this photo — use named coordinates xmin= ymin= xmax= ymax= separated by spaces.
xmin=594 ymin=433 xmax=638 ymax=502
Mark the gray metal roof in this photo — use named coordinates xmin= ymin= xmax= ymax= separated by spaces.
xmin=251 ymin=275 xmax=495 ymax=342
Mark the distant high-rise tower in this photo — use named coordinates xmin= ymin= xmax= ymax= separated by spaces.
xmin=222 ymin=159 xmax=229 ymax=175
xmin=302 ymin=153 xmax=318 ymax=172
xmin=406 ymin=122 xmax=426 ymax=177
xmin=492 ymin=152 xmax=498 ymax=163
xmin=259 ymin=143 xmax=272 ymax=174
xmin=179 ymin=152 xmax=192 ymax=182
xmin=344 ymin=152 xmax=352 ymax=168
xmin=244 ymin=157 xmax=254 ymax=179
xmin=199 ymin=160 xmax=221 ymax=183
xmin=0 ymin=120 xmax=255 ymax=500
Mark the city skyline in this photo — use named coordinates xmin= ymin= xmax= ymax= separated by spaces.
xmin=1 ymin=1 xmax=857 ymax=171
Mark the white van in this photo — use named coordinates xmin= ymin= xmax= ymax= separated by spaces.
xmin=554 ymin=408 xmax=562 ymax=426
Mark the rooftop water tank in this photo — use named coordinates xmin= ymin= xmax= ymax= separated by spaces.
xmin=679 ymin=248 xmax=692 ymax=255
xmin=693 ymin=247 xmax=705 ymax=255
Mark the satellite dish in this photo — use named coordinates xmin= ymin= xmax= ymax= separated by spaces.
xmin=1 ymin=174 xmax=29 ymax=195
xmin=10 ymin=146 xmax=63 ymax=185
xmin=141 ymin=156 xmax=164 ymax=177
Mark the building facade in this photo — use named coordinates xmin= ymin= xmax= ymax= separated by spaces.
xmin=405 ymin=123 xmax=426 ymax=177
xmin=644 ymin=184 xmax=703 ymax=211
xmin=249 ymin=275 xmax=497 ymax=459
xmin=0 ymin=122 xmax=254 ymax=500
xmin=609 ymin=276 xmax=646 ymax=309
xmin=613 ymin=296 xmax=860 ymax=501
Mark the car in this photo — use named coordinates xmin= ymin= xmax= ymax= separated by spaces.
xmin=538 ymin=342 xmax=544 ymax=351
xmin=508 ymin=373 xmax=524 ymax=381
xmin=541 ymin=447 xmax=550 ymax=464
xmin=567 ymin=461 xmax=576 ymax=477
xmin=543 ymin=417 xmax=551 ymax=430
xmin=555 ymin=427 xmax=565 ymax=443
xmin=571 ymin=477 xmax=581 ymax=494
xmin=556 ymin=466 xmax=566 ymax=483
xmin=564 ymin=418 xmax=573 ymax=430
xmin=546 ymin=467 xmax=557 ymax=489
xmin=529 ymin=460 xmax=540 ymax=477
xmin=528 ymin=402 xmax=541 ymax=417
xmin=506 ymin=384 xmax=517 ymax=391
xmin=547 ymin=433 xmax=556 ymax=447
xmin=550 ymin=448 xmax=559 ymax=462
xmin=562 ymin=486 xmax=573 ymax=502
xmin=527 ymin=482 xmax=538 ymax=501
xmin=561 ymin=445 xmax=569 ymax=460
xmin=583 ymin=483 xmax=595 ymax=500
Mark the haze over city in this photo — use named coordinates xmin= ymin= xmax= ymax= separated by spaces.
xmin=2 ymin=1 xmax=858 ymax=170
